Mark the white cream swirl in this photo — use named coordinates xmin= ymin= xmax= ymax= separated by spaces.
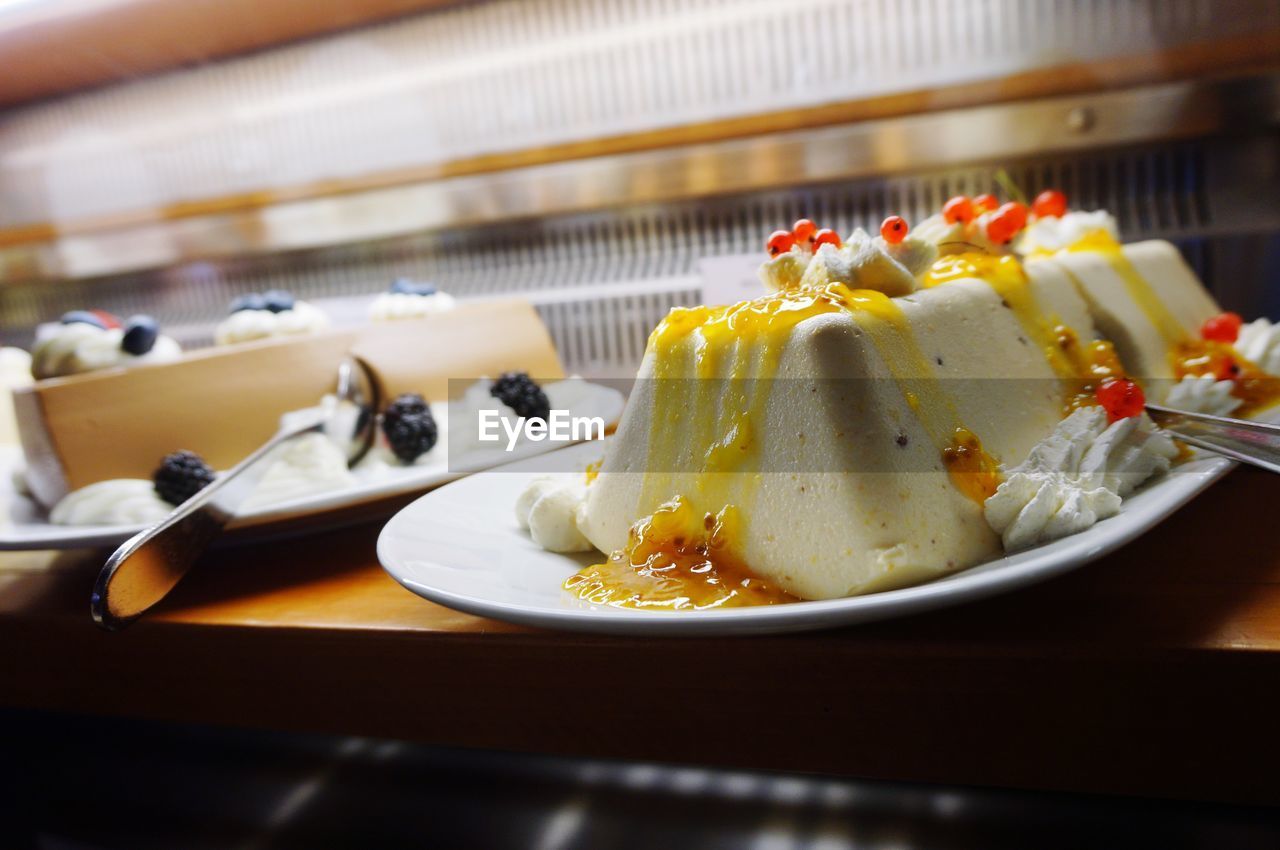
xmin=368 ymin=291 xmax=457 ymax=321
xmin=515 ymin=474 xmax=594 ymax=552
xmin=1235 ymin=318 xmax=1280 ymax=375
xmin=1013 ymin=210 xmax=1118 ymax=256
xmin=239 ymin=432 xmax=354 ymax=511
xmin=984 ymin=407 xmax=1178 ymax=551
xmin=1163 ymin=375 xmax=1242 ymax=417
xmin=214 ymin=301 xmax=330 ymax=346
xmin=50 ymin=479 xmax=172 ymax=526
xmin=758 ymin=248 xmax=810 ymax=292
xmin=31 ymin=325 xmax=181 ymax=380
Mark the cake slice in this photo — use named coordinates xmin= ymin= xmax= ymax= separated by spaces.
xmin=579 ymin=274 xmax=1103 ymax=601
xmin=1027 ymin=239 xmax=1220 ymax=381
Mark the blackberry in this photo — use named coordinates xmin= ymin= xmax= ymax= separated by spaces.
xmin=382 ymin=393 xmax=438 ymax=462
xmin=491 ymin=372 xmax=550 ymax=422
xmin=153 ymin=450 xmax=216 ymax=506
xmin=120 ymin=315 xmax=159 ymax=355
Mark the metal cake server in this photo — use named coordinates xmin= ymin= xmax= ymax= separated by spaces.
xmin=90 ymin=356 xmax=379 ymax=630
xmin=1146 ymin=403 xmax=1280 ymax=474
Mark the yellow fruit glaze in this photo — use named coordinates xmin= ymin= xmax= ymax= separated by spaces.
xmin=1170 ymin=339 xmax=1280 ymax=416
xmin=565 ymin=497 xmax=799 ymax=610
xmin=942 ymin=427 xmax=1002 ymax=503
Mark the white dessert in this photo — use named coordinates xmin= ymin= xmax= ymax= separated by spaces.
xmin=1235 ymin=318 xmax=1280 ymax=375
xmin=369 ymin=290 xmax=457 ymax=321
xmin=579 ymin=274 xmax=1105 ymax=601
xmin=31 ymin=323 xmax=180 ymax=380
xmin=984 ymin=407 xmax=1177 ymax=551
xmin=515 ymin=475 xmax=593 ymax=552
xmin=239 ymin=432 xmax=355 ymax=512
xmin=50 ymin=479 xmax=172 ymax=526
xmin=1014 ymin=210 xmax=1118 ymax=256
xmin=214 ymin=301 xmax=330 ymax=346
xmin=1028 ymin=239 xmax=1219 ymax=382
xmin=532 ymin=200 xmax=1279 ymax=606
xmin=1164 ymin=375 xmax=1242 ymax=417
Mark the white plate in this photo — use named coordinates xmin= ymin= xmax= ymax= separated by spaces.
xmin=378 ymin=439 xmax=1235 ymax=636
xmin=0 ymin=380 xmax=624 ymax=551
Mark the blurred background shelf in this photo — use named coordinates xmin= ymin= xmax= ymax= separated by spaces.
xmin=0 ymin=0 xmax=1277 ymax=380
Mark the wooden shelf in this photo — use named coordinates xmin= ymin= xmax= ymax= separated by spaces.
xmin=2 ymin=465 xmax=1279 ymax=805
xmin=0 ymin=0 xmax=462 ymax=107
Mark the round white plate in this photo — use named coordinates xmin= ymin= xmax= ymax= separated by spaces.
xmin=0 ymin=380 xmax=624 ymax=550
xmin=378 ymin=439 xmax=1235 ymax=636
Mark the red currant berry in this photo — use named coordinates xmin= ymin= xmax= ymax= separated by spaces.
xmin=792 ymin=219 xmax=816 ymax=245
xmin=91 ymin=310 xmax=121 ymax=329
xmin=1032 ymin=189 xmax=1067 ymax=218
xmin=1201 ymin=311 xmax=1244 ymax=343
xmin=766 ymin=229 xmax=796 ymax=257
xmin=1002 ymin=202 xmax=1029 ymax=230
xmin=986 ymin=202 xmax=1029 ymax=243
xmin=1096 ymin=378 xmax=1145 ymax=423
xmin=880 ymin=216 xmax=909 ymax=244
xmin=942 ymin=196 xmax=974 ymax=224
xmin=973 ymin=193 xmax=999 ymax=213
xmin=812 ymin=228 xmax=842 ymax=250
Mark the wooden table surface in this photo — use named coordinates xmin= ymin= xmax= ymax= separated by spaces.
xmin=2 ymin=466 xmax=1278 ymax=806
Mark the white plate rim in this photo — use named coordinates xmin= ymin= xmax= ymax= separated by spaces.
xmin=376 ymin=439 xmax=1236 ymax=636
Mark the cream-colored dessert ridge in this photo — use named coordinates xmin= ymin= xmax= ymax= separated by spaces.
xmin=566 ymin=194 xmax=1279 ymax=608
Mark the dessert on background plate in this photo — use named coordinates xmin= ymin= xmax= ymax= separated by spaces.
xmin=30 ymin=311 xmax=180 ymax=380
xmin=368 ymin=279 xmax=457 ymax=322
xmin=33 ymin=370 xmax=616 ymax=532
xmin=3 ymin=289 xmax=625 ymax=541
xmin=214 ymin=290 xmax=331 ymax=346
xmin=12 ymin=299 xmax=562 ymax=507
xmin=516 ymin=190 xmax=1280 ymax=610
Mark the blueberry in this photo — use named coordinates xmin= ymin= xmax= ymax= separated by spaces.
xmin=229 ymin=293 xmax=267 ymax=314
xmin=390 ymin=278 xmax=437 ymax=297
xmin=121 ymin=315 xmax=159 ymax=356
xmin=263 ymin=289 xmax=295 ymax=313
xmin=60 ymin=310 xmax=106 ymax=329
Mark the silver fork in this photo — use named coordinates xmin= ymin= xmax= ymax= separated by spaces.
xmin=1145 ymin=403 xmax=1280 ymax=474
